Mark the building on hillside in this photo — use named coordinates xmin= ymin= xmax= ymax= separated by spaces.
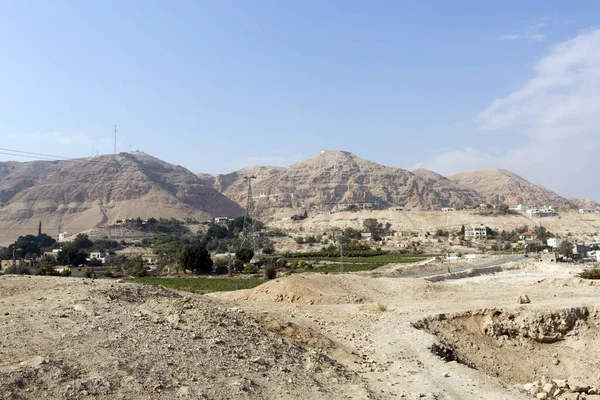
xmin=214 ymin=252 xmax=236 ymax=259
xmin=526 ymin=207 xmax=557 ymax=218
xmin=357 ymin=202 xmax=374 ymax=209
xmin=441 ymin=207 xmax=454 ymax=212
xmin=464 ymin=225 xmax=487 ymax=240
xmin=213 ymin=217 xmax=229 ymax=224
xmin=510 ymin=204 xmax=530 ymax=212
xmin=360 ymin=232 xmax=372 ymax=240
xmin=89 ymin=252 xmax=106 ymax=264
xmin=547 ymin=238 xmax=563 ymax=249
xmin=519 ymin=231 xmax=537 ymax=241
xmin=445 ymin=253 xmax=459 ymax=261
xmin=58 ymin=232 xmax=71 ymax=242
xmin=579 ymin=209 xmax=597 ymax=214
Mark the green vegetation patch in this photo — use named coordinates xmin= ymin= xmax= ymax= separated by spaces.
xmin=132 ymin=277 xmax=265 ymax=294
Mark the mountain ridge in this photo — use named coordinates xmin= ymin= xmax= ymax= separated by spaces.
xmin=0 ymin=152 xmax=243 ymax=245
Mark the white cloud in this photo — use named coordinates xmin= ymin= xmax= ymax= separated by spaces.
xmin=421 ymin=28 xmax=600 ymax=201
xmin=498 ymin=22 xmax=546 ymax=43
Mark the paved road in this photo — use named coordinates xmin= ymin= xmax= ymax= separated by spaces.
xmin=399 ymin=254 xmax=529 ymax=279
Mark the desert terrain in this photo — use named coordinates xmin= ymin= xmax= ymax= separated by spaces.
xmin=2 ymin=256 xmax=599 ymax=399
xmin=270 ymin=209 xmax=600 ymax=241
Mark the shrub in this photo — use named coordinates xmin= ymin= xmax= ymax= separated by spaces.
xmin=37 ymin=265 xmax=58 ymax=276
xmin=579 ymin=267 xmax=600 ymax=280
xmin=3 ymin=265 xmax=31 ymax=275
xmin=276 ymin=258 xmax=288 ymax=269
xmin=243 ymin=263 xmax=258 ymax=274
xmin=264 ymin=265 xmax=277 ymax=280
xmin=82 ymin=267 xmax=94 ymax=278
xmin=59 ymin=268 xmax=72 ymax=277
xmin=213 ymin=264 xmax=229 ymax=275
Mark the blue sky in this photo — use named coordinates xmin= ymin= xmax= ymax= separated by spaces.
xmin=1 ymin=1 xmax=600 ymax=200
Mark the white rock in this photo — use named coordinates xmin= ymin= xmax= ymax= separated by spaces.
xmin=19 ymin=356 xmax=46 ymax=368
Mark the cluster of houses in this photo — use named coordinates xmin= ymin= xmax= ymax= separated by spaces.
xmin=460 ymin=223 xmax=600 ymax=262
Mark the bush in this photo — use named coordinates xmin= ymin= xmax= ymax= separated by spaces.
xmin=233 ymin=259 xmax=244 ymax=273
xmin=276 ymin=258 xmax=288 ymax=269
xmin=37 ymin=265 xmax=58 ymax=276
xmin=82 ymin=267 xmax=94 ymax=278
xmin=264 ymin=265 xmax=277 ymax=280
xmin=578 ymin=267 xmax=600 ymax=280
xmin=59 ymin=268 xmax=72 ymax=277
xmin=243 ymin=263 xmax=258 ymax=274
xmin=213 ymin=264 xmax=229 ymax=275
xmin=130 ymin=265 xmax=148 ymax=278
xmin=3 ymin=265 xmax=31 ymax=275
xmin=236 ymin=248 xmax=254 ymax=263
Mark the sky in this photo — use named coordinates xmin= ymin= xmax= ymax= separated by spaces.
xmin=1 ymin=1 xmax=600 ymax=201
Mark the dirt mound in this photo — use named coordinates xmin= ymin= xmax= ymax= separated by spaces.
xmin=224 ymin=274 xmax=390 ymax=305
xmin=0 ymin=276 xmax=374 ymax=399
xmin=414 ymin=306 xmax=600 ymax=389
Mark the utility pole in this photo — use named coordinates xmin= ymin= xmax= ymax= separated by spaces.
xmin=241 ymin=176 xmax=258 ymax=254
xmin=114 ymin=125 xmax=117 ymax=155
xmin=12 ymin=241 xmax=17 ymax=267
xmin=339 ymin=239 xmax=344 ymax=273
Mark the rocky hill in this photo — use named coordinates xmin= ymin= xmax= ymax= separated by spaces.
xmin=0 ymin=152 xmax=243 ymax=245
xmin=213 ymin=151 xmax=482 ymax=216
xmin=448 ymin=168 xmax=573 ymax=207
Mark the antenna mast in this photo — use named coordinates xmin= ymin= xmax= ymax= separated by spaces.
xmin=241 ymin=175 xmax=259 ymax=253
xmin=114 ymin=125 xmax=117 ymax=154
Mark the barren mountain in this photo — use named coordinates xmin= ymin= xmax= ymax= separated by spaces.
xmin=568 ymin=197 xmax=599 ymax=210
xmin=0 ymin=152 xmax=243 ymax=245
xmin=412 ymin=168 xmax=484 ymax=208
xmin=213 ymin=151 xmax=482 ymax=216
xmin=448 ymin=168 xmax=572 ymax=207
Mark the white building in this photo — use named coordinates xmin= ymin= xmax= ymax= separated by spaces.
xmin=526 ymin=207 xmax=557 ymax=218
xmin=464 ymin=225 xmax=487 ymax=240
xmin=89 ymin=252 xmax=106 ymax=264
xmin=441 ymin=207 xmax=454 ymax=212
xmin=446 ymin=253 xmax=459 ymax=261
xmin=579 ymin=209 xmax=596 ymax=214
xmin=58 ymin=232 xmax=71 ymax=242
xmin=547 ymin=238 xmax=563 ymax=249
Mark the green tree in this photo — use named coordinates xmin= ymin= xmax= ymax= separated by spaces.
xmin=73 ymin=233 xmax=93 ymax=250
xmin=57 ymin=245 xmax=87 ymax=266
xmin=559 ymin=241 xmax=573 ymax=257
xmin=236 ymin=247 xmax=255 ymax=263
xmin=344 ymin=227 xmax=361 ymax=239
xmin=178 ymin=245 xmax=213 ymax=274
xmin=363 ymin=218 xmax=382 ymax=240
xmin=498 ymin=203 xmax=510 ymax=214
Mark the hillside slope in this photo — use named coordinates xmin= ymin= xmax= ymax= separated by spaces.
xmin=0 ymin=152 xmax=243 ymax=245
xmin=213 ymin=151 xmax=482 ymax=216
xmin=448 ymin=168 xmax=572 ymax=207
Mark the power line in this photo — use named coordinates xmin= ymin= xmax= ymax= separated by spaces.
xmin=0 ymin=148 xmax=72 ymax=159
xmin=0 ymin=148 xmax=197 ymax=177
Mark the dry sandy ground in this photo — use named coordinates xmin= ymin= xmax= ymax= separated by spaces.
xmin=2 ymin=259 xmax=600 ymax=399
